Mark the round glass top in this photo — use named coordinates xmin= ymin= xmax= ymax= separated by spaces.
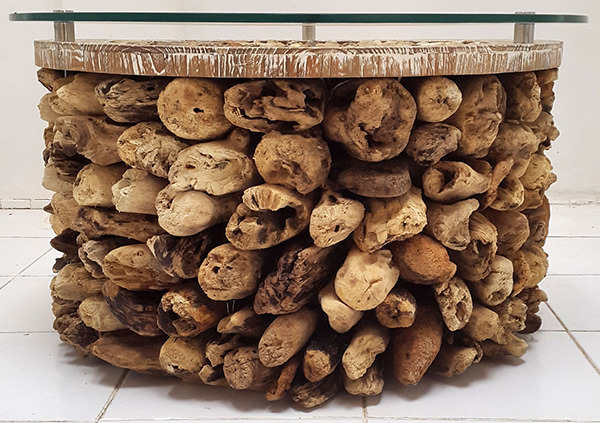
xmin=9 ymin=12 xmax=588 ymax=24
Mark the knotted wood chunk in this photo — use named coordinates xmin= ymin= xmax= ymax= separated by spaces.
xmin=405 ymin=123 xmax=461 ymax=166
xmin=290 ymin=371 xmax=341 ymax=408
xmin=324 ymin=78 xmax=417 ymax=162
xmin=258 ymin=307 xmax=319 ymax=367
xmin=117 ymin=122 xmax=188 ymax=178
xmin=481 ymin=333 xmax=528 ymax=358
xmin=102 ymin=280 xmax=164 ymax=337
xmin=353 ymin=186 xmax=427 ymax=253
xmin=169 ymin=129 xmax=259 ymax=196
xmin=95 ymin=77 xmax=169 ymax=123
xmin=155 ymin=185 xmax=239 ymax=237
xmin=78 ymin=294 xmax=127 ymax=332
xmin=54 ymin=73 xmax=108 ymax=115
xmin=528 ymin=111 xmax=560 ymax=150
xmin=53 ymin=313 xmax=99 ymax=355
xmin=518 ymin=153 xmax=556 ymax=211
xmin=205 ymin=334 xmax=245 ymax=367
xmin=445 ymin=75 xmax=506 ymax=158
xmin=342 ymin=360 xmax=384 ymax=396
xmin=390 ymin=303 xmax=443 ymax=385
xmin=51 ymin=297 xmax=80 ymax=319
xmin=224 ymin=79 xmax=326 ymax=132
xmin=224 ymin=345 xmax=280 ymax=390
xmin=159 ymin=336 xmax=209 ymax=383
xmin=334 ymin=156 xmax=412 ymax=198
xmin=253 ymin=131 xmax=331 ymax=194
xmin=318 ymin=283 xmax=363 ymax=333
xmin=112 ymin=169 xmax=168 ymax=215
xmin=490 ymin=172 xmax=525 ymax=211
xmin=483 ymin=209 xmax=530 ymax=257
xmin=433 ymin=276 xmax=473 ymax=331
xmin=254 ymin=241 xmax=344 ymax=315
xmin=217 ymin=306 xmax=271 ymax=339
xmin=103 ymin=244 xmax=181 ymax=291
xmin=48 ymin=192 xmax=81 ymax=234
xmin=309 ymin=190 xmax=365 ymax=248
xmin=422 ymin=161 xmax=491 ymax=203
xmin=199 ymin=364 xmax=228 ymax=386
xmin=390 ymin=234 xmax=457 ymax=285
xmin=303 ymin=326 xmax=347 ymax=382
xmin=90 ymin=331 xmax=166 ymax=374
xmin=266 ymin=354 xmax=301 ymax=401
xmin=499 ymin=72 xmax=542 ymax=123
xmin=79 ymin=237 xmax=132 ymax=279
xmin=487 ymin=122 xmax=539 ymax=178
xmin=450 ymin=213 xmax=498 ymax=282
xmin=342 ymin=322 xmax=390 ymax=380
xmin=37 ymin=68 xmax=64 ymax=91
xmin=198 ymin=243 xmax=265 ymax=301
xmin=536 ymin=68 xmax=558 ymax=112
xmin=157 ymin=281 xmax=227 ymax=337
xmin=461 ymin=304 xmax=501 ymax=341
xmin=50 ymin=263 xmax=106 ymax=302
xmin=424 ymin=199 xmax=479 ymax=251
xmin=375 ymin=286 xmax=417 ymax=329
xmin=523 ymin=196 xmax=550 ymax=249
xmin=405 ymin=76 xmax=463 ymax=123
xmin=157 ymin=78 xmax=232 ymax=140
xmin=226 ymin=184 xmax=314 ymax=250
xmin=73 ymin=163 xmax=127 ymax=207
xmin=334 ymin=248 xmax=400 ymax=311
xmin=430 ymin=343 xmax=479 ymax=377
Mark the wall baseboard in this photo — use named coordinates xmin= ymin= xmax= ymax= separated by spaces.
xmin=0 ymin=198 xmax=51 ymax=209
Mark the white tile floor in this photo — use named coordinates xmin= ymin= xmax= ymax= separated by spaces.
xmin=0 ymin=206 xmax=598 ymax=423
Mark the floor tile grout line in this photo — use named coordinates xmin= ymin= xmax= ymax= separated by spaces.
xmin=363 ymin=418 xmax=600 ymax=422
xmin=546 ymin=303 xmax=600 ymax=377
xmin=95 ymin=369 xmax=130 ymax=422
xmin=0 ymin=247 xmax=52 ymax=292
xmin=362 ymin=396 xmax=368 ymax=423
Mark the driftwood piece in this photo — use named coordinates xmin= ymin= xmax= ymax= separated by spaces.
xmin=334 ymin=248 xmax=400 ymax=311
xmin=498 ymin=72 xmax=542 ymax=123
xmin=425 ymin=199 xmax=479 ymax=251
xmin=206 ymin=334 xmax=245 ymax=367
xmin=523 ymin=196 xmax=550 ymax=248
xmin=198 ymin=243 xmax=265 ymax=301
xmin=324 ymin=78 xmax=417 ymax=162
xmin=53 ymin=313 xmax=99 ymax=355
xmin=258 ymin=307 xmax=319 ymax=367
xmin=79 ymin=237 xmax=132 ymax=278
xmin=390 ymin=234 xmax=457 ymax=285
xmin=95 ymin=77 xmax=169 ymax=123
xmin=461 ymin=304 xmax=501 ymax=341
xmin=224 ymin=79 xmax=326 ymax=132
xmin=342 ymin=360 xmax=384 ymax=396
xmin=146 ymin=226 xmax=225 ymax=279
xmin=422 ymin=161 xmax=491 ymax=203
xmin=405 ymin=123 xmax=461 ymax=166
xmin=103 ymin=244 xmax=180 ymax=291
xmin=353 ymin=186 xmax=427 ymax=253
xmin=159 ymin=336 xmax=209 ymax=383
xmin=157 ymin=78 xmax=232 ymax=140
xmin=450 ymin=213 xmax=498 ymax=282
xmin=169 ymin=129 xmax=259 ymax=196
xmin=117 ymin=122 xmax=187 ymax=178
xmin=318 ymin=283 xmax=363 ymax=333
xmin=72 ymin=163 xmax=127 ymax=207
xmin=445 ymin=75 xmax=506 ymax=158
xmin=518 ymin=153 xmax=556 ymax=210
xmin=483 ymin=209 xmax=530 ymax=257
xmin=521 ymin=246 xmax=549 ymax=289
xmin=52 ymin=296 xmax=80 ymax=318
xmin=303 ymin=326 xmax=347 ymax=382
xmin=487 ymin=122 xmax=539 ymax=178
xmin=375 ymin=286 xmax=417 ymax=329
xmin=37 ymin=68 xmax=64 ymax=91
xmin=226 ymin=184 xmax=314 ymax=250
xmin=405 ymin=76 xmax=462 ymax=122
xmin=254 ymin=131 xmax=331 ymax=194
xmin=342 ymin=322 xmax=390 ymax=380
xmin=73 ymin=207 xmax=165 ymax=242
xmin=430 ymin=343 xmax=479 ymax=377
xmin=433 ymin=276 xmax=473 ymax=331
xmin=50 ymin=263 xmax=106 ymax=302
xmin=90 ymin=331 xmax=166 ymax=374
xmin=481 ymin=333 xmax=528 ymax=358
xmin=102 ymin=280 xmax=163 ymax=337
xmin=254 ymin=241 xmax=344 ymax=315
xmin=48 ymin=192 xmax=81 ymax=234
xmin=529 ymin=111 xmax=560 ymax=150
xmin=334 ymin=156 xmax=412 ymax=198
xmin=390 ymin=303 xmax=443 ymax=385
xmin=224 ymin=345 xmax=280 ymax=390
xmin=266 ymin=354 xmax=301 ymax=401
xmin=490 ymin=172 xmax=525 ymax=211
xmin=290 ymin=371 xmax=341 ymax=408
xmin=155 ymin=185 xmax=239 ymax=237
xmin=157 ymin=281 xmax=227 ymax=337
xmin=217 ymin=306 xmax=271 ymax=338
xmin=112 ymin=169 xmax=168 ymax=215
xmin=479 ymin=157 xmax=514 ymax=210
xmin=309 ymin=190 xmax=364 ymax=248
xmin=78 ymin=294 xmax=127 ymax=332
xmin=53 ymin=116 xmax=126 ymax=165
xmin=199 ymin=364 xmax=228 ymax=386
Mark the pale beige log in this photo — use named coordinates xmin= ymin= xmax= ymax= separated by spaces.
xmin=224 ymin=79 xmax=326 ymax=133
xmin=253 ymin=131 xmax=331 ymax=194
xmin=90 ymin=331 xmax=166 ymax=374
xmin=481 ymin=333 xmax=528 ymax=358
xmin=480 ymin=157 xmax=514 ymax=210
xmin=405 ymin=123 xmax=461 ymax=166
xmin=521 ymin=246 xmax=549 ymax=289
xmin=37 ymin=68 xmax=63 ymax=91
xmin=103 ymin=244 xmax=181 ymax=291
xmin=158 ymin=78 xmax=232 ymax=140
xmin=353 ymin=186 xmax=427 ymax=253
xmin=169 ymin=130 xmax=259 ymax=196
xmin=461 ymin=304 xmax=501 ymax=342
xmin=490 ymin=173 xmax=525 ymax=211
xmin=54 ymin=73 xmax=108 ymax=115
xmin=469 ymin=256 xmax=514 ymax=307
xmin=49 ymin=192 xmax=81 ymax=234
xmin=156 ymin=185 xmax=239 ymax=237
xmin=430 ymin=343 xmax=479 ymax=377
xmin=318 ymin=283 xmax=363 ymax=333
xmin=39 ymin=93 xmax=66 ymax=123
xmin=445 ymin=75 xmax=506 ymax=158
xmin=375 ymin=286 xmax=417 ymax=329
xmin=433 ymin=276 xmax=473 ymax=331
xmin=42 ymin=162 xmax=76 ymax=193
xmin=72 ymin=207 xmax=165 ymax=242
xmin=342 ymin=323 xmax=390 ymax=380
xmin=518 ymin=153 xmax=556 ymax=210
xmin=390 ymin=303 xmax=443 ymax=385
xmin=422 ymin=161 xmax=491 ymax=203
xmin=334 ymin=248 xmax=400 ymax=311
xmin=77 ymin=294 xmax=127 ymax=332
xmin=334 ymin=156 xmax=412 ymax=198
xmin=205 ymin=335 xmax=245 ymax=367
xmin=159 ymin=336 xmax=209 ymax=383
xmin=487 ymin=122 xmax=539 ymax=178
xmin=390 ymin=234 xmax=457 ymax=285
xmin=324 ymin=78 xmax=416 ymax=162
xmin=50 ymin=263 xmax=106 ymax=302
xmin=226 ymin=184 xmax=314 ymax=250
xmin=224 ymin=346 xmax=280 ymax=390
xmin=309 ymin=190 xmax=365 ymax=248
xmin=342 ymin=361 xmax=384 ymax=396
xmin=217 ymin=306 xmax=271 ymax=339
xmin=405 ymin=76 xmax=462 ymax=122
xmin=117 ymin=121 xmax=188 ymax=178
xmin=424 ymin=199 xmax=479 ymax=251
xmin=258 ymin=307 xmax=319 ymax=367
xmin=498 ymin=72 xmax=542 ymax=123
xmin=54 ymin=116 xmax=126 ymax=166
xmin=112 ymin=169 xmax=168 ymax=215
xmin=95 ymin=77 xmax=169 ymax=123
xmin=198 ymin=243 xmax=265 ymax=301
xmin=72 ymin=163 xmax=127 ymax=207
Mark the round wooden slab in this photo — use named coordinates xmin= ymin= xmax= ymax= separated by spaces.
xmin=35 ymin=39 xmax=562 ymax=78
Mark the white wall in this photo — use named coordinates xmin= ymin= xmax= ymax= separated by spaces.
xmin=1 ymin=0 xmax=598 ymax=206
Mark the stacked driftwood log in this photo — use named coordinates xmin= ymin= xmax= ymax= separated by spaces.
xmin=40 ymin=68 xmax=558 ymax=407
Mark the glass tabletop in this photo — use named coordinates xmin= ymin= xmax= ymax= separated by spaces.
xmin=8 ymin=12 xmax=588 ymax=24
